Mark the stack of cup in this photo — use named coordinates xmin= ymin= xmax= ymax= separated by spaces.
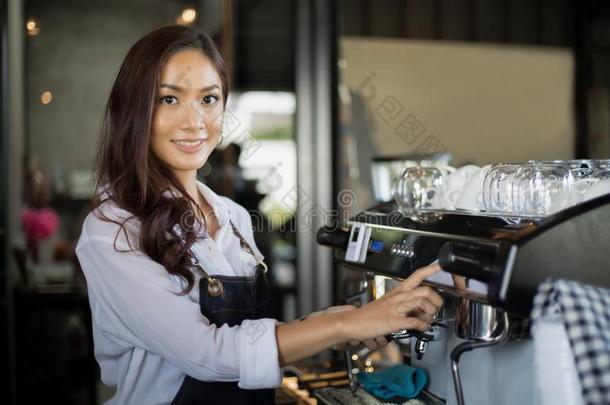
xmin=482 ymin=159 xmax=610 ymax=216
xmin=390 ymin=160 xmax=610 ymax=217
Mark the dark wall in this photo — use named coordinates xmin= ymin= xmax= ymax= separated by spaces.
xmin=339 ymin=0 xmax=572 ymax=47
xmin=233 ymin=0 xmax=296 ymax=90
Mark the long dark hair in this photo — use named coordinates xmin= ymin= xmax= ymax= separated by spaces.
xmin=94 ymin=25 xmax=229 ymax=294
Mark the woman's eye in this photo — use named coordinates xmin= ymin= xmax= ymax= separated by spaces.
xmin=202 ymin=95 xmax=219 ymax=105
xmin=160 ymin=95 xmax=178 ymax=104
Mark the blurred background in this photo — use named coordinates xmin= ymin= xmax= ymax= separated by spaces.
xmin=1 ymin=0 xmax=609 ymax=403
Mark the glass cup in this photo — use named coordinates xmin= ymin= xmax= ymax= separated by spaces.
xmin=527 ymin=159 xmax=592 ymax=168
xmin=529 ymin=160 xmax=605 ymax=205
xmin=392 ymin=166 xmax=444 ymax=214
xmin=482 ymin=163 xmax=520 ymax=214
xmin=589 ymin=159 xmax=610 ymax=171
xmin=512 ymin=163 xmax=574 ymax=216
xmin=571 ymin=165 xmax=597 ymax=202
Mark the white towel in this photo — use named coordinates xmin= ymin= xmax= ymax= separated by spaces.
xmin=531 ymin=279 xmax=610 ymax=405
xmin=533 ymin=313 xmax=584 ymax=405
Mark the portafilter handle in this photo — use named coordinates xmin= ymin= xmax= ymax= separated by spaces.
xmin=438 ymin=242 xmax=496 ymax=283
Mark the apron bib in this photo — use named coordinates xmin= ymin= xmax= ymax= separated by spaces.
xmin=171 ymin=221 xmax=275 ymax=405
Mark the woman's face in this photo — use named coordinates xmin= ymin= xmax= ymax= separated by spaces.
xmin=151 ymin=49 xmax=224 ymax=177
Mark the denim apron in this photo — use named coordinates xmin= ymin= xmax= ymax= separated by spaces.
xmin=171 ymin=221 xmax=275 ymax=405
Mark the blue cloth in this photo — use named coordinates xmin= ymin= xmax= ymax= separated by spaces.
xmin=357 ymin=364 xmax=428 ymax=400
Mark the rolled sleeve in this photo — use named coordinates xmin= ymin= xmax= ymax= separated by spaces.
xmin=237 ymin=318 xmax=282 ymax=389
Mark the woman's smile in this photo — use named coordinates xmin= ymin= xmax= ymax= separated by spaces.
xmin=170 ymin=137 xmax=209 ymax=153
xmin=150 ymin=49 xmax=224 ymax=175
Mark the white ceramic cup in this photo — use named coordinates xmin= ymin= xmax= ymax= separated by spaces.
xmin=442 ymin=165 xmax=480 ymax=210
xmin=455 ymin=165 xmax=491 ymax=211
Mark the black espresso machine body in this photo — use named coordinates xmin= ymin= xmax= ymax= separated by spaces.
xmin=317 ymin=194 xmax=610 ymax=317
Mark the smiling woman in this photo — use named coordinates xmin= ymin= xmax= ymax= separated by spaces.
xmin=151 ymin=49 xmax=226 ymax=240
xmin=93 ymin=26 xmax=229 ymax=294
xmin=75 ymin=25 xmax=442 ymax=405
xmin=152 ymin=50 xmax=224 ymax=176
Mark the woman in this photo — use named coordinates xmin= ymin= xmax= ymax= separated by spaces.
xmin=76 ymin=25 xmax=442 ymax=405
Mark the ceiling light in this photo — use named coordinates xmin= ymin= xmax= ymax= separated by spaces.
xmin=26 ymin=18 xmax=40 ymax=36
xmin=182 ymin=8 xmax=197 ymax=24
xmin=41 ymin=91 xmax=53 ymax=105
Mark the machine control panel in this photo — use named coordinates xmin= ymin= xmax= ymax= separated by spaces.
xmin=390 ymin=240 xmax=415 ymax=258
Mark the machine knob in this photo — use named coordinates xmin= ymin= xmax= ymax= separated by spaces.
xmin=438 ymin=242 xmax=496 ymax=282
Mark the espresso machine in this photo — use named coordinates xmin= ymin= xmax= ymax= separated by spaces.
xmin=314 ymin=192 xmax=610 ymax=405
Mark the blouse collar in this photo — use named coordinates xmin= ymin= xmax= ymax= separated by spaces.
xmin=98 ymin=181 xmax=231 ymax=227
xmin=195 ymin=180 xmax=231 ymax=227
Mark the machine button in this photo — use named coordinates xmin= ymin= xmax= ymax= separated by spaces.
xmin=390 ymin=241 xmax=415 ymax=258
xmin=405 ymin=246 xmax=415 ymax=258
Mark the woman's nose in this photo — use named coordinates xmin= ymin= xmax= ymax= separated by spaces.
xmin=181 ymin=101 xmax=206 ymax=132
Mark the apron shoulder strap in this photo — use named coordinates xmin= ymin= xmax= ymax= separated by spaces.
xmin=228 ymin=220 xmax=267 ymax=273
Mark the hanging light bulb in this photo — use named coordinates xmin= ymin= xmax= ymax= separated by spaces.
xmin=41 ymin=91 xmax=53 ymax=105
xmin=26 ymin=18 xmax=40 ymax=36
xmin=182 ymin=8 xmax=197 ymax=23
xmin=177 ymin=8 xmax=197 ymax=25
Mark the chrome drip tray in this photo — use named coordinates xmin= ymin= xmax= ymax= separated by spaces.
xmin=313 ymin=387 xmax=445 ymax=405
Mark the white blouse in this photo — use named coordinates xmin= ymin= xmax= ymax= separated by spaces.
xmin=76 ymin=181 xmax=282 ymax=405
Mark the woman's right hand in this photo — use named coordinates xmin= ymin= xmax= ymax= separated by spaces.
xmin=275 ymin=263 xmax=443 ymax=366
xmin=338 ymin=263 xmax=443 ymax=343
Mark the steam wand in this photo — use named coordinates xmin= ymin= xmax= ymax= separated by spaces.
xmin=450 ymin=312 xmax=510 ymax=405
